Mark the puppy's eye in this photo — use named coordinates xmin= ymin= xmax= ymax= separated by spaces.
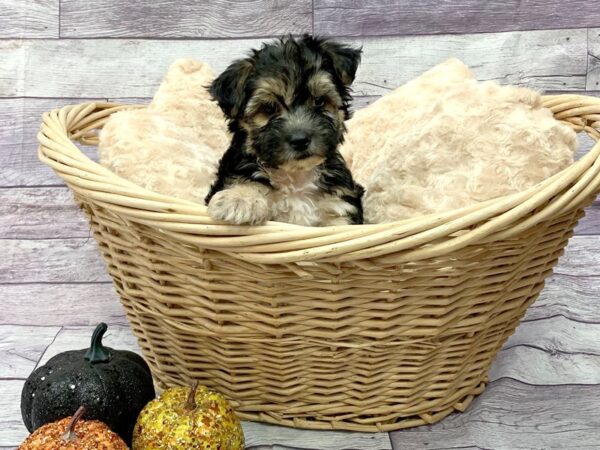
xmin=260 ymin=103 xmax=278 ymax=115
xmin=314 ymin=96 xmax=326 ymax=108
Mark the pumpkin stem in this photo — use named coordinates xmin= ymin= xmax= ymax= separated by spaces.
xmin=62 ymin=406 xmax=86 ymax=442
xmin=85 ymin=323 xmax=110 ymax=363
xmin=185 ymin=381 xmax=200 ymax=410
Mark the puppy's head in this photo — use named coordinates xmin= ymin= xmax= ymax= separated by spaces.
xmin=210 ymin=35 xmax=361 ymax=171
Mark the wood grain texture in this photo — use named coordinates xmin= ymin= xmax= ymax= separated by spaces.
xmin=0 ymin=30 xmax=587 ymax=98
xmin=60 ymin=0 xmax=312 ymax=38
xmin=525 ymin=274 xmax=600 ymax=323
xmin=491 ymin=279 xmax=600 ymax=387
xmin=351 ymin=29 xmax=587 ymax=95
xmin=0 ymin=283 xmax=125 ymax=327
xmin=506 ymin=315 xmax=600 ymax=354
xmin=242 ymin=422 xmax=392 ymax=450
xmin=0 ymin=326 xmax=59 ymax=378
xmin=0 ymin=39 xmax=264 ymax=97
xmin=1 ymin=44 xmax=24 ymax=97
xmin=0 ymin=188 xmax=88 ymax=238
xmin=314 ymin=1 xmax=600 ymax=38
xmin=489 ymin=345 xmax=600 ymax=384
xmin=0 ymin=0 xmax=58 ymax=38
xmin=0 ymin=239 xmax=110 ymax=283
xmin=552 ymin=236 xmax=600 ymax=277
xmin=574 ymin=201 xmax=600 ymax=234
xmin=0 ymin=98 xmax=99 ymax=187
xmin=574 ymin=127 xmax=597 ymax=161
xmin=244 ymin=447 xmax=276 ymax=450
xmin=351 ymin=95 xmax=379 ymax=110
xmin=0 ymin=380 xmax=26 ymax=447
xmin=389 ymin=378 xmax=600 ymax=449
xmin=589 ymin=29 xmax=600 ymax=91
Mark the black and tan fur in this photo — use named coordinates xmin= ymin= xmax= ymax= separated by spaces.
xmin=205 ymin=35 xmax=364 ymax=226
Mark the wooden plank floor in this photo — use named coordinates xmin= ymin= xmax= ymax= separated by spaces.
xmin=2 ymin=1 xmax=600 ymax=448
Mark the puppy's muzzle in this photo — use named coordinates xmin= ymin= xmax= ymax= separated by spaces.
xmin=288 ymin=130 xmax=312 ymax=152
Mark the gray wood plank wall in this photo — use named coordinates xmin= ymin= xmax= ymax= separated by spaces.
xmin=1 ymin=1 xmax=600 ymax=449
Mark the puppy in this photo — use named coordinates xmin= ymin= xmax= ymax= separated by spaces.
xmin=205 ymin=35 xmax=364 ymax=226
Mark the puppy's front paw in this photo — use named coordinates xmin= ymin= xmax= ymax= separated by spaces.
xmin=208 ymin=184 xmax=271 ymax=225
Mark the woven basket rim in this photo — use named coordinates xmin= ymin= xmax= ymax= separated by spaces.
xmin=38 ymin=94 xmax=600 ymax=264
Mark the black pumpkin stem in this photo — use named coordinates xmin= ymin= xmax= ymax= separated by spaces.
xmin=62 ymin=406 xmax=86 ymax=442
xmin=186 ymin=381 xmax=200 ymax=411
xmin=84 ymin=323 xmax=110 ymax=364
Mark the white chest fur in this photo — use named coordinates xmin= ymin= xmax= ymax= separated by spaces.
xmin=267 ymin=167 xmax=324 ymax=226
xmin=266 ymin=167 xmax=356 ymax=226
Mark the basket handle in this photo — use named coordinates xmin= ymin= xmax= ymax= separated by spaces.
xmin=542 ymin=94 xmax=600 ymax=139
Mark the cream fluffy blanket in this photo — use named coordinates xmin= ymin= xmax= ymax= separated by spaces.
xmin=99 ymin=60 xmax=227 ymax=204
xmin=98 ymin=58 xmax=577 ymax=224
xmin=341 ymin=58 xmax=577 ymax=222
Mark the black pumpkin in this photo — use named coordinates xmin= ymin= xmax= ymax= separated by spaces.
xmin=21 ymin=323 xmax=155 ymax=445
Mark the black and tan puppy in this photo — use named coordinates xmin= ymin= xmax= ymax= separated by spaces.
xmin=206 ymin=35 xmax=364 ymax=226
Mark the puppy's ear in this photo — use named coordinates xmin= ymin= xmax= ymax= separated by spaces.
xmin=210 ymin=58 xmax=254 ymax=118
xmin=321 ymin=41 xmax=362 ymax=86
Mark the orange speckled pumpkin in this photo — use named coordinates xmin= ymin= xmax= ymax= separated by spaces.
xmin=19 ymin=406 xmax=128 ymax=449
xmin=132 ymin=382 xmax=244 ymax=450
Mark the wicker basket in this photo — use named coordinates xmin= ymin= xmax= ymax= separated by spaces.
xmin=38 ymin=95 xmax=600 ymax=432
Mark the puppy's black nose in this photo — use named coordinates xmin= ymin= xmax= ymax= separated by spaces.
xmin=288 ymin=131 xmax=311 ymax=151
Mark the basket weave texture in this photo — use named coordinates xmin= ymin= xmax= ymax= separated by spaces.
xmin=39 ymin=95 xmax=600 ymax=432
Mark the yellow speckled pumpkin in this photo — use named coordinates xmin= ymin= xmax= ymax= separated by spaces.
xmin=132 ymin=382 xmax=244 ymax=450
xmin=19 ymin=406 xmax=128 ymax=450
